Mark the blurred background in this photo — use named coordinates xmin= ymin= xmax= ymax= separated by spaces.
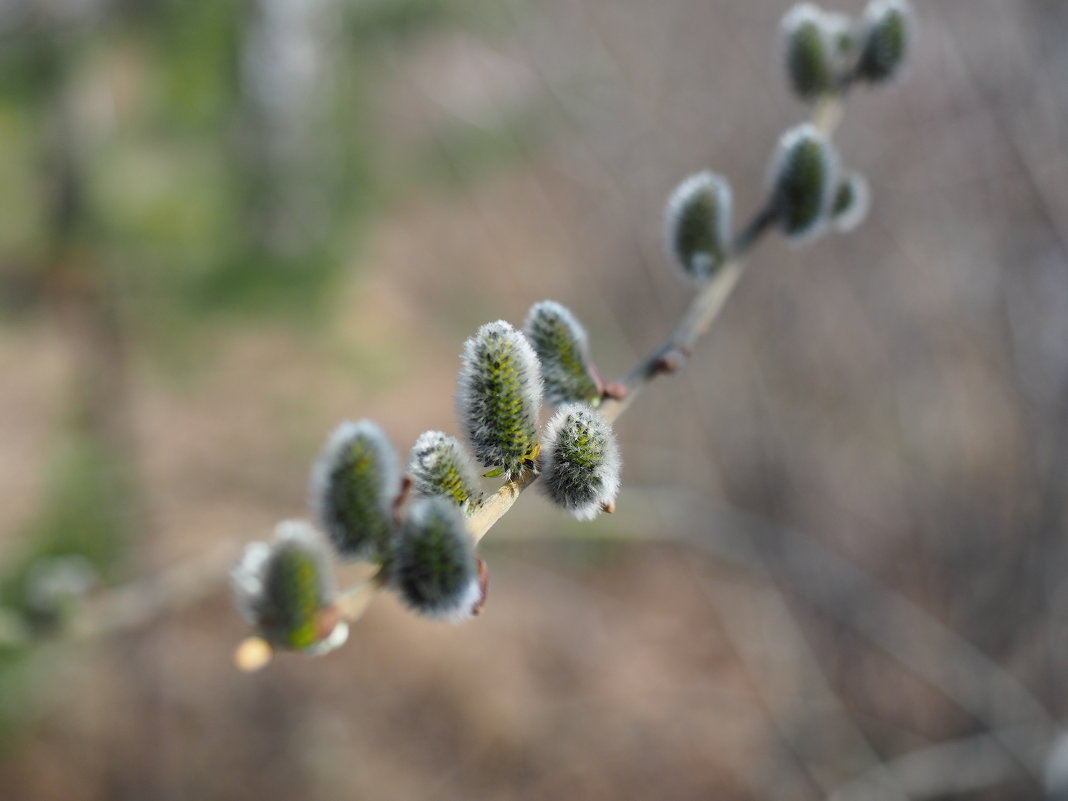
xmin=1 ymin=0 xmax=1066 ymax=799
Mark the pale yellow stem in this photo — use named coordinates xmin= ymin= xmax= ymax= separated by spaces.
xmin=336 ymin=568 xmax=389 ymax=621
xmin=812 ymin=95 xmax=844 ymax=135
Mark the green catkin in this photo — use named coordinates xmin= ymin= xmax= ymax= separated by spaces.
xmin=309 ymin=420 xmax=399 ymax=562
xmin=408 ymin=431 xmax=484 ymax=511
xmin=831 ymin=172 xmax=871 ymax=232
xmin=822 ymin=11 xmax=858 ymax=69
xmin=856 ymin=0 xmax=913 ymax=84
xmin=392 ymin=497 xmax=481 ymax=622
xmin=664 ymin=171 xmax=732 ymax=281
xmin=231 ymin=521 xmax=346 ymax=653
xmin=540 ymin=403 xmax=622 ymax=521
xmin=768 ymin=123 xmax=838 ymax=242
xmin=524 ymin=300 xmax=601 ymax=405
xmin=457 ymin=321 xmax=542 ymax=477
xmin=781 ymin=4 xmax=835 ymax=101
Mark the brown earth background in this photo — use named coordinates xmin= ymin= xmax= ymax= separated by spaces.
xmin=2 ymin=1 xmax=1067 ymax=799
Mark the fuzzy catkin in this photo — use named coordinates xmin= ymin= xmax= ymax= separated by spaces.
xmin=540 ymin=403 xmax=622 ymax=521
xmin=457 ymin=321 xmax=542 ymax=477
xmin=767 ymin=123 xmax=838 ymax=242
xmin=524 ymin=300 xmax=600 ymax=406
xmin=831 ymin=172 xmax=871 ymax=233
xmin=231 ymin=521 xmax=340 ymax=651
xmin=781 ymin=4 xmax=835 ymax=101
xmin=407 ymin=430 xmax=484 ymax=511
xmin=392 ymin=497 xmax=481 ymax=623
xmin=821 ymin=11 xmax=858 ymax=69
xmin=856 ymin=0 xmax=913 ymax=84
xmin=664 ymin=171 xmax=732 ymax=281
xmin=309 ymin=420 xmax=399 ymax=562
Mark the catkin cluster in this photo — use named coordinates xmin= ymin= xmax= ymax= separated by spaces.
xmin=233 ymin=310 xmax=622 ymax=658
xmin=665 ymin=0 xmax=912 ymax=264
xmin=781 ymin=0 xmax=914 ymax=98
xmin=230 ymin=0 xmax=915 ymax=664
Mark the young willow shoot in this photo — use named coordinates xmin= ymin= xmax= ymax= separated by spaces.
xmin=230 ymin=0 xmax=917 ymax=670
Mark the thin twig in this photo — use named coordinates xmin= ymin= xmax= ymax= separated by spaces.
xmin=600 ymin=256 xmax=746 ymax=423
xmin=0 ymin=540 xmax=241 ymax=648
xmin=825 ymin=725 xmax=1049 ymax=801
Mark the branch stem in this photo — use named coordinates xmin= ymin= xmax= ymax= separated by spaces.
xmin=469 ymin=472 xmax=538 ymax=544
xmin=812 ymin=94 xmax=844 ymax=135
xmin=336 ymin=568 xmax=389 ymax=620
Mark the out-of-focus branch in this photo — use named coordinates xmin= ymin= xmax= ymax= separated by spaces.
xmin=497 ymin=486 xmax=1056 ymax=778
xmin=699 ymin=576 xmax=911 ymax=801
xmin=0 ymin=541 xmax=241 ymax=650
xmin=825 ymin=725 xmax=1049 ymax=801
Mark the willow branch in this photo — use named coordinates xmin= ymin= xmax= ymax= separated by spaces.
xmin=460 ymin=95 xmax=845 ymax=539
xmin=318 ymin=97 xmax=852 ymax=634
xmin=468 ymin=472 xmax=538 ymax=544
xmin=0 ymin=541 xmax=240 ymax=649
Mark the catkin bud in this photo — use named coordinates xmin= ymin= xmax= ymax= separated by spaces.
xmin=831 ymin=172 xmax=871 ymax=232
xmin=767 ymin=123 xmax=838 ymax=242
xmin=855 ymin=0 xmax=913 ymax=84
xmin=407 ymin=430 xmax=484 ymax=511
xmin=540 ymin=403 xmax=621 ymax=521
xmin=309 ymin=420 xmax=399 ymax=562
xmin=524 ymin=300 xmax=601 ymax=405
xmin=821 ymin=11 xmax=859 ymax=72
xmin=781 ymin=4 xmax=835 ymax=101
xmin=664 ymin=171 xmax=732 ymax=281
xmin=231 ymin=521 xmax=348 ymax=653
xmin=392 ymin=497 xmax=481 ymax=622
xmin=457 ymin=321 xmax=542 ymax=477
